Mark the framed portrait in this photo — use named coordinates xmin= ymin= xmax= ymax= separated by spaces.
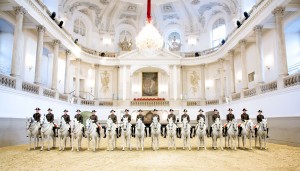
xmin=142 ymin=72 xmax=158 ymax=96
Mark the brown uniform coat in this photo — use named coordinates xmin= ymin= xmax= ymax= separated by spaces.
xmin=90 ymin=114 xmax=98 ymax=123
xmin=108 ymin=114 xmax=117 ymax=124
xmin=257 ymin=114 xmax=264 ymax=123
xmin=241 ymin=113 xmax=249 ymax=122
xmin=167 ymin=114 xmax=176 ymax=122
xmin=226 ymin=113 xmax=235 ymax=122
xmin=33 ymin=113 xmax=41 ymax=122
xmin=197 ymin=114 xmax=205 ymax=122
xmin=151 ymin=114 xmax=160 ymax=122
xmin=74 ymin=114 xmax=83 ymax=124
xmin=136 ymin=114 xmax=144 ymax=123
xmin=46 ymin=113 xmax=54 ymax=123
xmin=212 ymin=113 xmax=220 ymax=122
xmin=61 ymin=114 xmax=70 ymax=124
xmin=181 ymin=114 xmax=190 ymax=122
xmin=121 ymin=114 xmax=131 ymax=122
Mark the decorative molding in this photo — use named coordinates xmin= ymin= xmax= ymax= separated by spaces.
xmin=253 ymin=25 xmax=263 ymax=32
xmin=36 ymin=25 xmax=45 ymax=32
xmin=13 ymin=6 xmax=26 ymax=15
xmin=272 ymin=6 xmax=285 ymax=16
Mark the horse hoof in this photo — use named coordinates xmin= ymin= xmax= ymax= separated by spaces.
xmin=122 ymin=149 xmax=125 ymax=151
xmin=40 ymin=149 xmax=43 ymax=151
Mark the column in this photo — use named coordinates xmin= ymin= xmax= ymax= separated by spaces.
xmin=34 ymin=25 xmax=45 ymax=84
xmin=168 ymin=65 xmax=174 ymax=100
xmin=228 ymin=50 xmax=236 ymax=93
xmin=75 ymin=58 xmax=81 ymax=97
xmin=200 ymin=64 xmax=206 ymax=104
xmin=254 ymin=25 xmax=265 ymax=84
xmin=272 ymin=7 xmax=288 ymax=77
xmin=94 ymin=64 xmax=100 ymax=99
xmin=173 ymin=65 xmax=178 ymax=100
xmin=240 ymin=39 xmax=248 ymax=89
xmin=64 ymin=50 xmax=71 ymax=94
xmin=219 ymin=59 xmax=225 ymax=103
xmin=51 ymin=40 xmax=60 ymax=90
xmin=10 ymin=7 xmax=26 ymax=77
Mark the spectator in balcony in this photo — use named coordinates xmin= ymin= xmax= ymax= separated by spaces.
xmin=74 ymin=109 xmax=85 ymax=138
xmin=33 ymin=107 xmax=41 ymax=123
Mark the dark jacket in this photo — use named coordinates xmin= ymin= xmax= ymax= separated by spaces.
xmin=151 ymin=114 xmax=160 ymax=122
xmin=181 ymin=114 xmax=190 ymax=122
xmin=121 ymin=114 xmax=131 ymax=122
xmin=61 ymin=114 xmax=70 ymax=124
xmin=136 ymin=114 xmax=144 ymax=123
xmin=197 ymin=114 xmax=205 ymax=122
xmin=257 ymin=114 xmax=264 ymax=123
xmin=75 ymin=114 xmax=83 ymax=124
xmin=46 ymin=113 xmax=54 ymax=123
xmin=212 ymin=113 xmax=220 ymax=122
xmin=90 ymin=114 xmax=98 ymax=123
xmin=108 ymin=114 xmax=117 ymax=124
xmin=167 ymin=114 xmax=176 ymax=122
xmin=33 ymin=113 xmax=41 ymax=122
xmin=241 ymin=113 xmax=249 ymax=122
xmin=226 ymin=113 xmax=235 ymax=122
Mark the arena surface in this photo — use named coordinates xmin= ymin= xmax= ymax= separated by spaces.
xmin=0 ymin=137 xmax=300 ymax=171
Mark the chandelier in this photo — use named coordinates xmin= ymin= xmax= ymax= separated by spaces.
xmin=136 ymin=0 xmax=163 ymax=56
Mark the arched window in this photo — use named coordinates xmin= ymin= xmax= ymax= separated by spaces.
xmin=73 ymin=19 xmax=86 ymax=36
xmin=167 ymin=32 xmax=181 ymax=51
xmin=212 ymin=18 xmax=226 ymax=47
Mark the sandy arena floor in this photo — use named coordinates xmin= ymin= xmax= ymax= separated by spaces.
xmin=0 ymin=136 xmax=300 ymax=171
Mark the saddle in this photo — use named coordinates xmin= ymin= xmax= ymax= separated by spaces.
xmin=237 ymin=123 xmax=242 ymax=128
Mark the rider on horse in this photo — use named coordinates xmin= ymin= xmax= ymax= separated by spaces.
xmin=224 ymin=108 xmax=235 ymax=137
xmin=255 ymin=110 xmax=269 ymax=138
xmin=74 ymin=109 xmax=85 ymax=137
xmin=33 ymin=107 xmax=41 ymax=123
xmin=181 ymin=109 xmax=192 ymax=138
xmin=210 ymin=109 xmax=220 ymax=137
xmin=108 ymin=110 xmax=118 ymax=138
xmin=135 ymin=109 xmax=144 ymax=138
xmin=166 ymin=109 xmax=176 ymax=138
xmin=149 ymin=109 xmax=160 ymax=137
xmin=239 ymin=108 xmax=249 ymax=137
xmin=90 ymin=110 xmax=101 ymax=137
xmin=121 ymin=109 xmax=132 ymax=137
xmin=195 ymin=109 xmax=206 ymax=137
xmin=46 ymin=108 xmax=57 ymax=137
xmin=61 ymin=109 xmax=71 ymax=136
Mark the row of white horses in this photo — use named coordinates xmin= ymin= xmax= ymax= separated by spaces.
xmin=26 ymin=115 xmax=268 ymax=152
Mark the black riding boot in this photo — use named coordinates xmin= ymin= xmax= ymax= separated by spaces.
xmin=164 ymin=127 xmax=167 ymax=138
xmin=255 ymin=128 xmax=257 ymax=137
xmin=82 ymin=127 xmax=86 ymax=138
xmin=238 ymin=127 xmax=242 ymax=137
xmin=210 ymin=127 xmax=212 ymax=137
xmin=132 ymin=126 xmax=135 ymax=137
xmin=267 ymin=128 xmax=269 ymax=138
xmin=190 ymin=127 xmax=193 ymax=138
xmin=103 ymin=127 xmax=106 ymax=138
xmin=193 ymin=127 xmax=196 ymax=137
xmin=224 ymin=127 xmax=227 ymax=137
xmin=178 ymin=128 xmax=181 ymax=138
xmin=160 ymin=126 xmax=164 ymax=136
xmin=96 ymin=128 xmax=100 ymax=137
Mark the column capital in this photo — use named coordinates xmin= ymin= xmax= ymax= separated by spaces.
xmin=253 ymin=25 xmax=263 ymax=32
xmin=94 ymin=64 xmax=100 ymax=68
xmin=228 ymin=49 xmax=234 ymax=56
xmin=65 ymin=49 xmax=71 ymax=55
xmin=239 ymin=39 xmax=246 ymax=46
xmin=272 ymin=6 xmax=285 ymax=17
xmin=37 ymin=25 xmax=45 ymax=33
xmin=53 ymin=40 xmax=61 ymax=46
xmin=13 ymin=6 xmax=26 ymax=16
xmin=76 ymin=58 xmax=82 ymax=62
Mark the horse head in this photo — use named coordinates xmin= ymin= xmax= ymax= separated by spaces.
xmin=261 ymin=119 xmax=268 ymax=131
xmin=107 ymin=118 xmax=113 ymax=132
xmin=231 ymin=119 xmax=238 ymax=132
xmin=198 ymin=118 xmax=204 ymax=130
xmin=122 ymin=117 xmax=128 ymax=131
xmin=246 ymin=119 xmax=254 ymax=132
xmin=182 ymin=117 xmax=188 ymax=130
xmin=136 ymin=118 xmax=143 ymax=131
xmin=214 ymin=118 xmax=222 ymax=132
xmin=59 ymin=117 xmax=67 ymax=128
xmin=26 ymin=117 xmax=34 ymax=130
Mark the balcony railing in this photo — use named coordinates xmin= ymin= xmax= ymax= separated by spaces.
xmin=0 ymin=74 xmax=16 ymax=89
xmin=206 ymin=99 xmax=219 ymax=106
xmin=22 ymin=82 xmax=39 ymax=95
xmin=231 ymin=93 xmax=241 ymax=101
xmin=43 ymin=88 xmax=56 ymax=98
xmin=131 ymin=101 xmax=170 ymax=106
xmin=244 ymin=88 xmax=257 ymax=98
xmin=187 ymin=101 xmax=201 ymax=106
xmin=261 ymin=81 xmax=277 ymax=94
xmin=284 ymin=73 xmax=300 ymax=88
xmin=59 ymin=93 xmax=68 ymax=102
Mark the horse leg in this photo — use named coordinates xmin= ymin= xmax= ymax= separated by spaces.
xmin=28 ymin=135 xmax=31 ymax=150
xmin=142 ymin=137 xmax=144 ymax=151
xmin=40 ymin=135 xmax=44 ymax=151
xmin=249 ymin=133 xmax=252 ymax=150
xmin=264 ymin=134 xmax=267 ymax=150
xmin=174 ymin=136 xmax=176 ymax=150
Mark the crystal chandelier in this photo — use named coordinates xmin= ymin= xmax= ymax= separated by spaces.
xmin=136 ymin=0 xmax=163 ymax=56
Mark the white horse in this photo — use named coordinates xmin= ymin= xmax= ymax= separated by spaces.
xmin=181 ymin=117 xmax=191 ymax=150
xmin=70 ymin=119 xmax=83 ymax=152
xmin=106 ymin=118 xmax=117 ymax=151
xmin=121 ymin=117 xmax=132 ymax=151
xmin=40 ymin=115 xmax=56 ymax=151
xmin=86 ymin=118 xmax=100 ymax=152
xmin=255 ymin=119 xmax=268 ymax=150
xmin=166 ymin=117 xmax=177 ymax=150
xmin=211 ymin=118 xmax=223 ymax=150
xmin=135 ymin=118 xmax=145 ymax=151
xmin=150 ymin=116 xmax=161 ymax=151
xmin=26 ymin=117 xmax=40 ymax=150
xmin=238 ymin=119 xmax=254 ymax=150
xmin=225 ymin=119 xmax=238 ymax=150
xmin=57 ymin=118 xmax=70 ymax=151
xmin=196 ymin=118 xmax=206 ymax=150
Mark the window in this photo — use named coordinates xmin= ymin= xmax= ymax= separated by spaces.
xmin=248 ymin=72 xmax=255 ymax=82
xmin=73 ymin=19 xmax=86 ymax=36
xmin=167 ymin=32 xmax=181 ymax=51
xmin=212 ymin=19 xmax=226 ymax=47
